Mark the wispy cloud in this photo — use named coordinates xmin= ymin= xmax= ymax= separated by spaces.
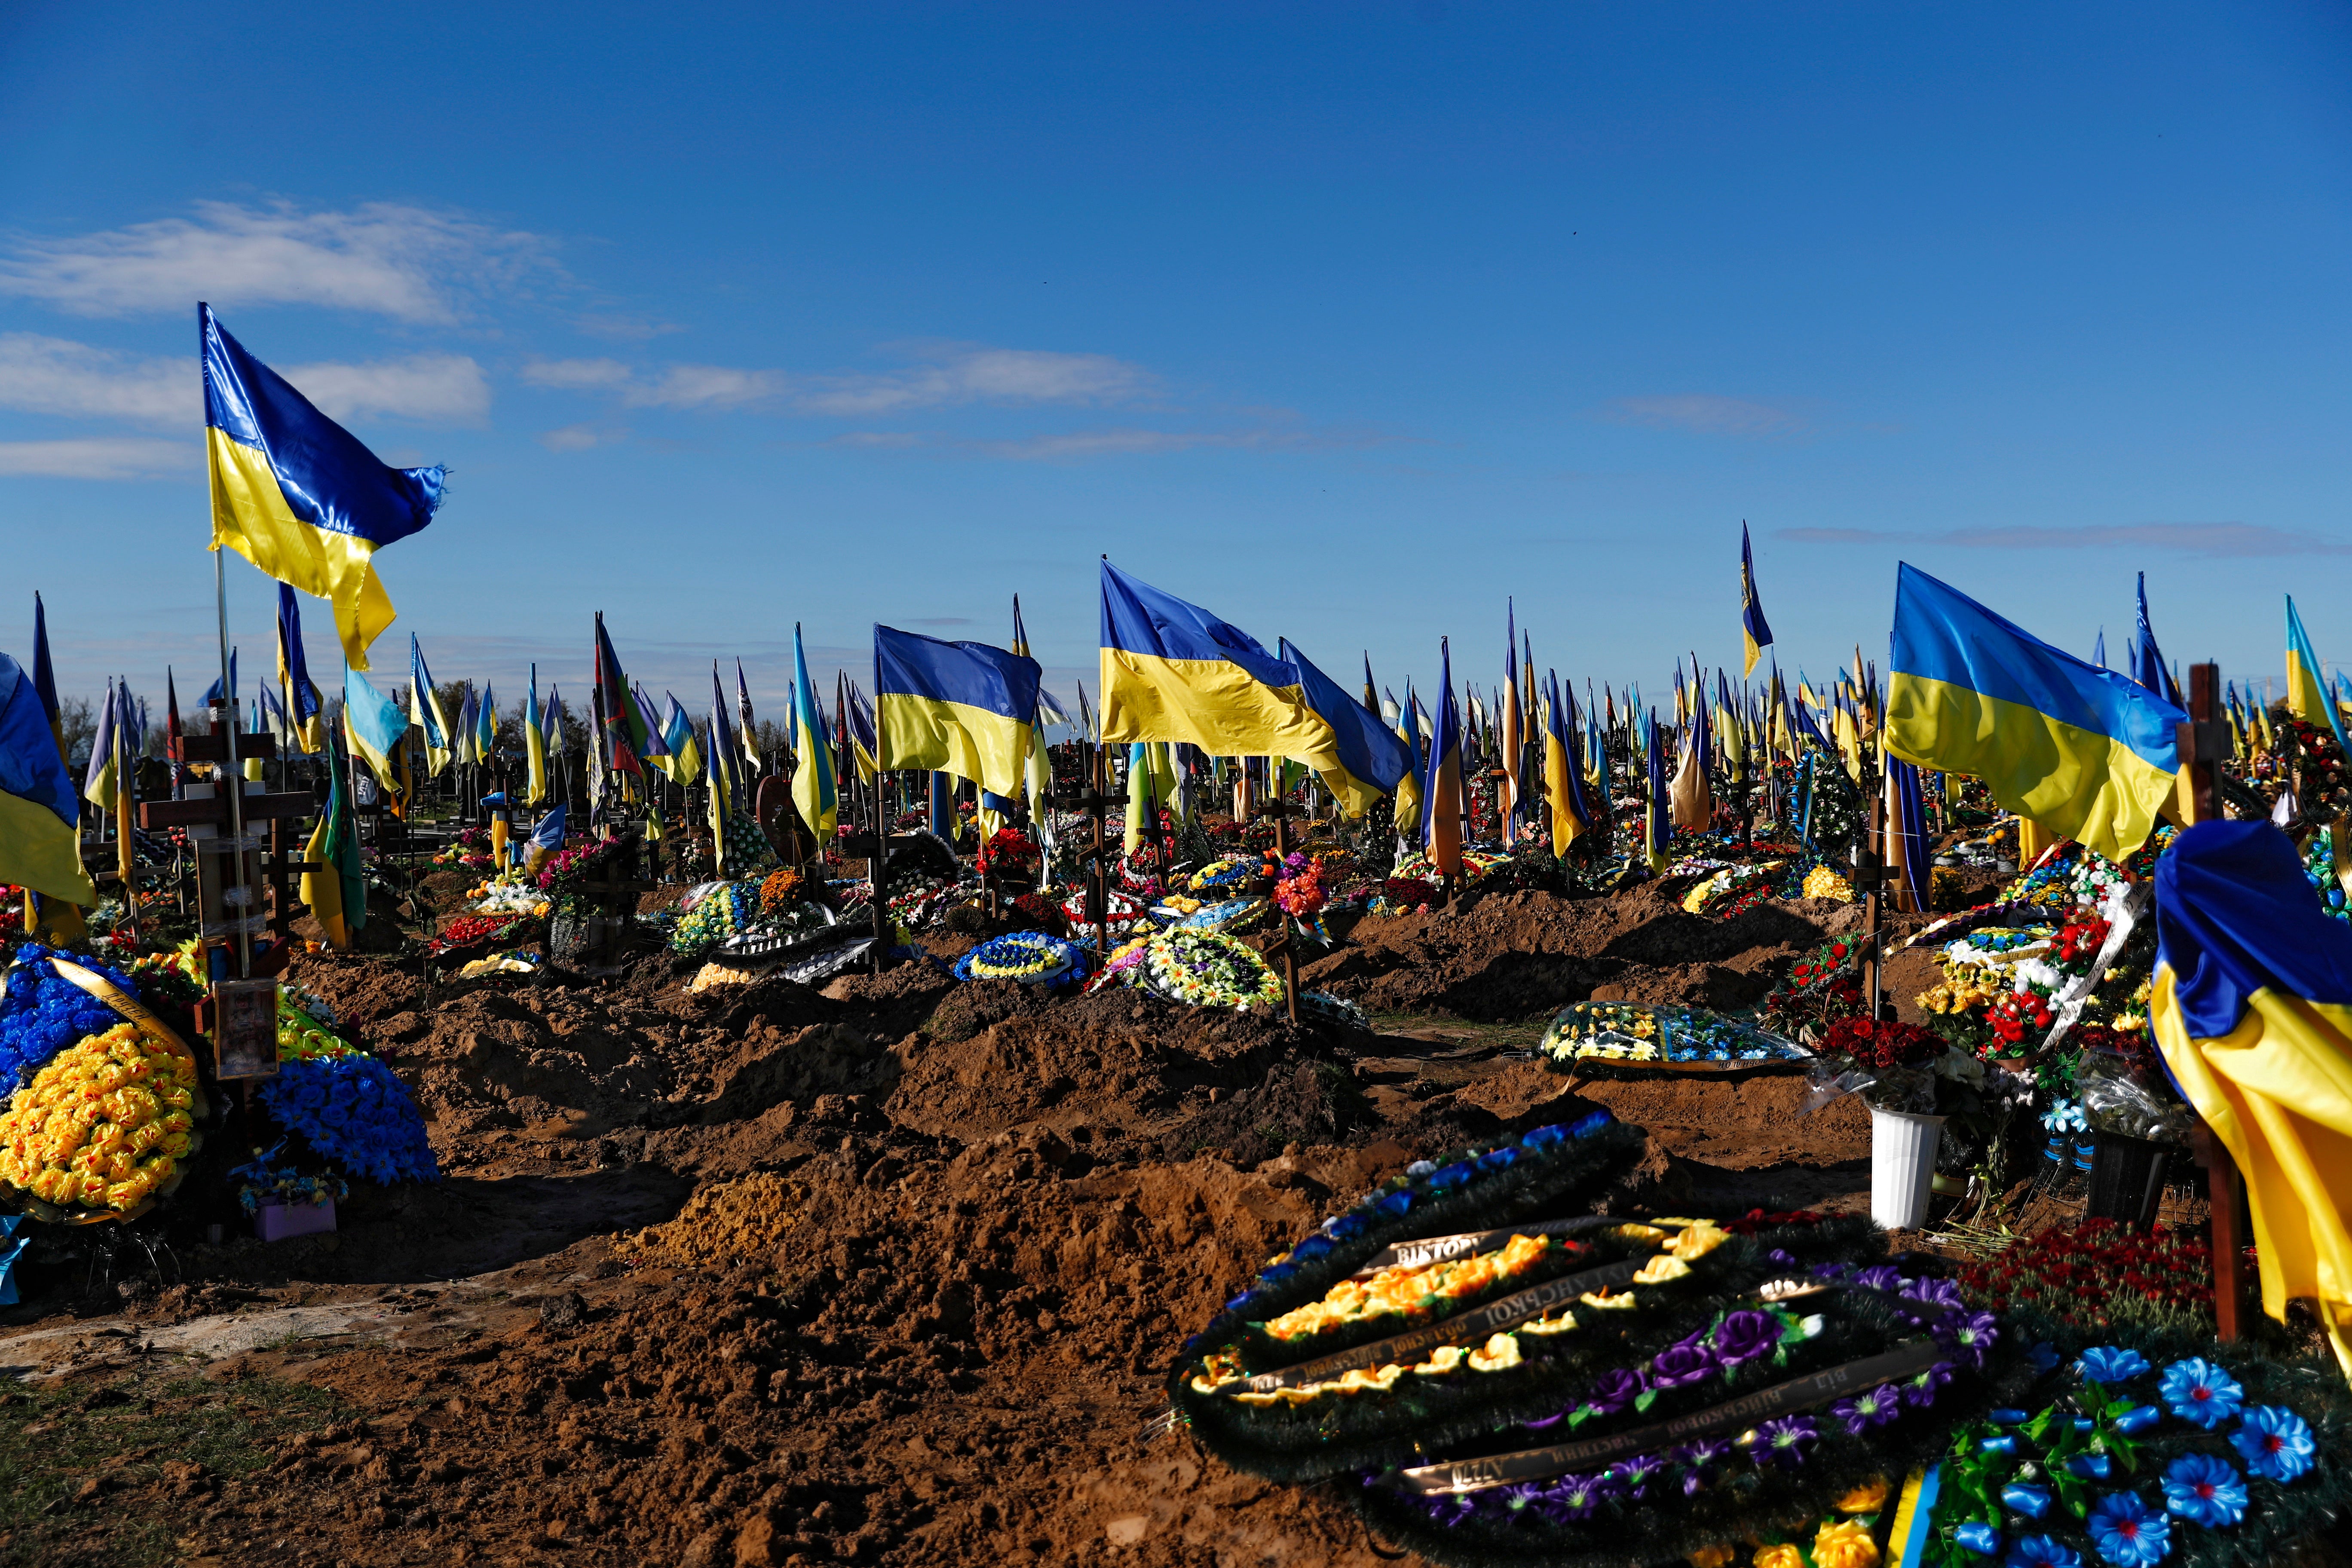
xmin=964 ymin=424 xmax=1407 ymax=461
xmin=537 ymin=423 xmax=628 ymax=453
xmin=0 ymin=202 xmax=558 ymax=322
xmin=1779 ymin=522 xmax=2352 ymax=557
xmin=572 ymin=312 xmax=682 ymax=341
xmin=526 ymin=343 xmax=1155 ymax=418
xmin=1599 ymin=394 xmax=1809 ymax=438
xmin=0 ymin=333 xmax=487 ymax=427
xmin=0 ymin=437 xmax=191 ymax=479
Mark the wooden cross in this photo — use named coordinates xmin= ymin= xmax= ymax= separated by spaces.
xmin=1251 ymin=793 xmax=1303 ymax=1025
xmin=140 ymin=726 xmax=317 ymax=979
xmin=1052 ymin=754 xmax=1126 ymax=952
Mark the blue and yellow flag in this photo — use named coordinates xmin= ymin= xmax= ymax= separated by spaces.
xmin=522 ymin=665 xmax=548 ymax=805
xmin=791 ymin=623 xmax=836 ymax=840
xmin=1740 ymin=522 xmax=1775 ymax=678
xmin=1276 ymin=638 xmax=1409 ymax=820
xmin=452 ymin=686 xmax=479 ymax=768
xmin=873 ymin=624 xmax=1041 ymax=799
xmin=2153 ymin=821 xmax=2352 ymax=1376
xmin=1500 ymin=600 xmax=1523 ymax=835
xmin=1418 ymin=642 xmax=1464 ymax=877
xmin=275 ymin=582 xmax=325 ymax=753
xmin=1886 ymin=563 xmax=2183 ymax=864
xmin=0 ymin=648 xmax=96 ymax=904
xmin=1393 ymin=683 xmax=1424 ymax=840
xmin=659 ymin=692 xmax=701 ymax=786
xmin=1644 ymin=709 xmax=1672 ymax=869
xmin=410 ymin=634 xmax=452 ymax=776
xmin=302 ymin=732 xmax=364 ymax=946
xmin=343 ymin=667 xmax=412 ymax=802
xmin=30 ymin=593 xmax=63 ymax=763
xmin=1097 ymin=561 xmax=1338 ymax=773
xmin=83 ymin=678 xmax=122 ymax=812
xmin=202 ymin=304 xmax=441 ymax=671
xmin=2133 ymin=572 xmax=2182 ymax=706
xmin=1544 ymin=670 xmax=1592 ymax=856
xmin=475 ymin=683 xmax=497 ymax=766
xmin=2285 ymin=595 xmax=2350 ymax=758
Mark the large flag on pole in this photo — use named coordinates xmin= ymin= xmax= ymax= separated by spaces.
xmin=660 ymin=692 xmax=701 ymax=785
xmin=2132 ymin=572 xmax=2183 ymax=707
xmin=1393 ymin=684 xmax=1424 ymax=840
xmin=791 ymin=624 xmax=837 ymax=840
xmin=2285 ymin=595 xmax=2350 ymax=759
xmin=593 ymin=615 xmax=646 ymax=779
xmin=1740 ymin=522 xmax=1775 ymax=677
xmin=30 ymin=593 xmax=63 ymax=763
xmin=1096 ymin=560 xmax=1339 ymax=773
xmin=2152 ymin=821 xmax=2352 ymax=1375
xmin=275 ymin=582 xmax=325 ymax=753
xmin=302 ymin=732 xmax=364 ymax=946
xmin=1418 ymin=640 xmax=1464 ymax=877
xmin=873 ymin=625 xmax=1041 ymax=798
xmin=83 ymin=678 xmax=120 ymax=812
xmin=1544 ymin=670 xmax=1592 ymax=855
xmin=1500 ymin=600 xmax=1522 ymax=837
xmin=0 ymin=649 xmax=96 ymax=904
xmin=736 ymin=658 xmax=761 ymax=772
xmin=202 ymin=304 xmax=441 ymax=671
xmin=523 ymin=665 xmax=548 ymax=805
xmin=1886 ymin=563 xmax=2182 ymax=864
xmin=1276 ymin=637 xmax=1409 ymax=820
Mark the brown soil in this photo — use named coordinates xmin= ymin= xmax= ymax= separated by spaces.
xmin=0 ymin=875 xmax=1905 ymax=1568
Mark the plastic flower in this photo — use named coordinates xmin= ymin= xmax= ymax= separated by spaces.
xmin=1674 ymin=1438 xmax=1732 ymax=1495
xmin=1583 ymin=1367 xmax=1648 ymax=1416
xmin=1904 ymin=1360 xmax=1957 ymax=1409
xmin=2085 ymin=1492 xmax=2168 ymax=1567
xmin=1752 ymin=1546 xmax=1804 ymax=1568
xmin=1831 ymin=1383 xmax=1903 ymax=1434
xmin=1834 ymin=1477 xmax=1892 ymax=1514
xmin=2006 ymin=1537 xmax=2082 ymax=1568
xmin=2077 ymin=1346 xmax=2153 ymax=1384
xmin=1544 ymin=1473 xmax=1620 ymax=1518
xmin=2160 ymin=1453 xmax=2247 ymax=1528
xmin=1740 ymin=1415 xmax=1819 ymax=1469
xmin=2157 ymin=1358 xmax=2243 ymax=1429
xmin=1942 ymin=1310 xmax=2001 ymax=1368
xmin=1710 ymin=1310 xmax=1780 ymax=1367
xmin=1650 ymin=1339 xmax=1721 ymax=1389
xmin=2230 ymin=1405 xmax=2316 ymax=1482
xmin=1811 ymin=1518 xmax=1880 ymax=1568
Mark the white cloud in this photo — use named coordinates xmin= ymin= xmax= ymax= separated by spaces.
xmin=0 ymin=333 xmax=185 ymax=426
xmin=0 ymin=201 xmax=557 ymax=322
xmin=793 ymin=345 xmax=1154 ymax=415
xmin=0 ymin=437 xmax=191 ymax=479
xmin=0 ymin=333 xmax=486 ymax=427
xmin=537 ymin=423 xmax=628 ymax=452
xmin=625 ymin=364 xmax=784 ymax=410
xmin=520 ymin=356 xmax=633 ymax=391
xmin=1601 ymin=394 xmax=1809 ymax=437
xmin=279 ymin=353 xmax=490 ymax=425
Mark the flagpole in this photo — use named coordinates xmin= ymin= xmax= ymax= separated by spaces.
xmin=214 ymin=545 xmax=252 ymax=978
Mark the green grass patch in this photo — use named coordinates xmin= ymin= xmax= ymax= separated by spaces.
xmin=0 ymin=1368 xmax=343 ymax=1568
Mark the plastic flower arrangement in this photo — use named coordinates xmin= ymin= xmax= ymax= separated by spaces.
xmin=256 ymin=1054 xmax=439 ymax=1187
xmin=1802 ymin=864 xmax=1855 ymax=902
xmin=1272 ymin=854 xmax=1326 ymax=918
xmin=536 ymin=837 xmax=628 ymax=911
xmin=758 ymin=867 xmax=805 ymax=914
xmin=1142 ymin=928 xmax=1285 ymax=1011
xmin=1954 ymin=1220 xmax=2215 ymax=1330
xmin=1082 ymin=932 xmax=1156 ymax=994
xmin=228 ymin=1142 xmax=347 ymax=1215
xmin=953 ymin=931 xmax=1084 ymax=986
xmin=276 ymin=994 xmax=362 ymax=1064
xmin=980 ymin=828 xmax=1039 ymax=872
xmin=1539 ymin=1001 xmax=1808 ymax=1067
xmin=0 ymin=1021 xmax=201 ymax=1213
xmin=1189 ymin=858 xmax=1256 ymax=894
xmin=430 ymin=913 xmax=532 ymax=955
xmin=669 ymin=878 xmax=765 ymax=954
xmin=1 ymin=943 xmax=145 ymax=1089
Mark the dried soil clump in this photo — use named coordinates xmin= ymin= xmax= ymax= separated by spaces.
xmin=618 ymin=1170 xmax=799 ymax=1270
xmin=1157 ymin=1057 xmax=1379 ymax=1166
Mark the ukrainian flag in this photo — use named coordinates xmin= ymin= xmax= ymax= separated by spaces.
xmin=274 ymin=583 xmax=325 ymax=753
xmin=1276 ymin=638 xmax=1409 ymax=820
xmin=2285 ymin=595 xmax=2350 ymax=758
xmin=523 ymin=665 xmax=548 ymax=805
xmin=1097 ymin=561 xmax=1338 ymax=773
xmin=476 ymin=684 xmax=497 ymax=766
xmin=1886 ymin=563 xmax=2183 ymax=864
xmin=302 ymin=734 xmax=364 ymax=947
xmin=2153 ymin=820 xmax=2352 ymax=1377
xmin=202 ymin=304 xmax=441 ymax=671
xmin=660 ymin=692 xmax=702 ymax=786
xmin=0 ymin=648 xmax=96 ymax=905
xmin=843 ymin=678 xmax=879 ymax=783
xmin=1544 ymin=670 xmax=1592 ymax=855
xmin=410 ymin=635 xmax=452 ymax=776
xmin=1740 ymin=522 xmax=1775 ymax=678
xmin=791 ymin=623 xmax=836 ymax=840
xmin=873 ymin=624 xmax=1041 ymax=799
xmin=1392 ymin=684 xmax=1424 ymax=841
xmin=1418 ymin=643 xmax=1464 ymax=877
xmin=343 ymin=666 xmax=412 ymax=802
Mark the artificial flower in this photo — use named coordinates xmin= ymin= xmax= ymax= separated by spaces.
xmin=2084 ymin=1491 xmax=2168 ymax=1567
xmin=1831 ymin=1383 xmax=1903 ymax=1434
xmin=2157 ymin=1358 xmax=2243 ymax=1430
xmin=1739 ymin=1415 xmax=1819 ymax=1470
xmin=1834 ymin=1477 xmax=1892 ymax=1513
xmin=2005 ymin=1537 xmax=2082 ymax=1568
xmin=1811 ymin=1517 xmax=1879 ymax=1568
xmin=2159 ymin=1453 xmax=2246 ymax=1528
xmin=1752 ymin=1545 xmax=1804 ymax=1568
xmin=2229 ymin=1405 xmax=2316 ymax=1482
xmin=2076 ymin=1346 xmax=2152 ymax=1384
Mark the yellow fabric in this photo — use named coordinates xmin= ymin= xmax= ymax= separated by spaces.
xmin=1671 ymin=725 xmax=1712 ymax=831
xmin=525 ymin=721 xmax=547 ymax=806
xmin=2286 ymin=648 xmax=2332 ymax=733
xmin=1098 ymin=649 xmax=1341 ymax=773
xmin=0 ymin=789 xmax=97 ymax=904
xmin=1886 ymin=671 xmax=2176 ymax=865
xmin=2151 ymin=966 xmax=2352 ymax=1377
xmin=1544 ymin=726 xmax=1585 ymax=857
xmin=300 ymin=803 xmax=347 ymax=949
xmin=877 ymin=692 xmax=1034 ymax=799
xmin=1392 ymin=726 xmax=1421 ymax=839
xmin=208 ymin=428 xmax=395 ymax=671
xmin=342 ymin=711 xmax=402 ymax=802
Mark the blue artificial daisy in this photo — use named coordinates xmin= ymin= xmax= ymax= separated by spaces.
xmin=2157 ymin=1358 xmax=2243 ymax=1430
xmin=2085 ymin=1492 xmax=2169 ymax=1567
xmin=2160 ymin=1453 xmax=2247 ymax=1528
xmin=2230 ymin=1406 xmax=2316 ymax=1483
xmin=2076 ymin=1346 xmax=2153 ymax=1384
xmin=2005 ymin=1536 xmax=2082 ymax=1568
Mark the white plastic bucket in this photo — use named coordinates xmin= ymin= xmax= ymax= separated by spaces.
xmin=1869 ymin=1106 xmax=1946 ymax=1229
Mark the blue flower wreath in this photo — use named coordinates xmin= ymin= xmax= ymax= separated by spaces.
xmin=256 ymin=1054 xmax=441 ymax=1186
xmin=0 ymin=943 xmax=142 ymax=1090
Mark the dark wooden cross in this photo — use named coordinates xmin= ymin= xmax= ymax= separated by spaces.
xmin=1251 ymin=793 xmax=1304 ymax=1025
xmin=1052 ymin=751 xmax=1126 ymax=952
xmin=139 ymin=726 xmax=318 ymax=979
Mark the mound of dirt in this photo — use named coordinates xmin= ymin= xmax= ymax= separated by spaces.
xmin=1303 ymin=885 xmax=1865 ymax=1021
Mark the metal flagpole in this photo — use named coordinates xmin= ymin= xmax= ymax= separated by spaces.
xmin=214 ymin=548 xmax=252 ymax=977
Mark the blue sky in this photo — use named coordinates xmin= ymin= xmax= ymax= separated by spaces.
xmin=4 ymin=1 xmax=2349 ymax=722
